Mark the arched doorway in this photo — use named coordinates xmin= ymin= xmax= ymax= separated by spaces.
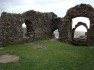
xmin=22 ymin=20 xmax=34 ymax=39
xmin=22 ymin=23 xmax=27 ymax=38
xmin=72 ymin=22 xmax=88 ymax=45
xmin=73 ymin=25 xmax=87 ymax=40
xmin=60 ymin=4 xmax=94 ymax=45
xmin=52 ymin=29 xmax=59 ymax=39
xmin=51 ymin=18 xmax=60 ymax=39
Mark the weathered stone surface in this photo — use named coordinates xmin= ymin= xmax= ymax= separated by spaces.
xmin=1 ymin=12 xmax=23 ymax=46
xmin=0 ymin=17 xmax=3 ymax=47
xmin=59 ymin=4 xmax=94 ymax=45
xmin=22 ymin=10 xmax=57 ymax=39
xmin=0 ymin=4 xmax=94 ymax=46
xmin=0 ymin=10 xmax=60 ymax=46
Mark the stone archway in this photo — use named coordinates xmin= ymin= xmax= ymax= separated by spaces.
xmin=72 ymin=22 xmax=88 ymax=40
xmin=72 ymin=22 xmax=88 ymax=45
xmin=25 ymin=20 xmax=34 ymax=37
xmin=60 ymin=4 xmax=94 ymax=45
xmin=52 ymin=29 xmax=59 ymax=39
xmin=22 ymin=20 xmax=35 ymax=39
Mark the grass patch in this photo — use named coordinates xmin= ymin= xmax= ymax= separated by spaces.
xmin=0 ymin=39 xmax=94 ymax=70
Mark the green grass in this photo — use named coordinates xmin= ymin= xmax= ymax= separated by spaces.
xmin=0 ymin=39 xmax=94 ymax=70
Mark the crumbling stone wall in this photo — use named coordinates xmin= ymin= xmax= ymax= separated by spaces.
xmin=1 ymin=12 xmax=23 ymax=46
xmin=59 ymin=4 xmax=94 ymax=45
xmin=0 ymin=17 xmax=3 ymax=47
xmin=59 ymin=19 xmax=72 ymax=42
xmin=0 ymin=10 xmax=58 ymax=46
xmin=22 ymin=10 xmax=57 ymax=39
xmin=1 ymin=4 xmax=94 ymax=46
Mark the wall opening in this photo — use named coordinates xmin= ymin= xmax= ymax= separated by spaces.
xmin=22 ymin=23 xmax=27 ymax=38
xmin=22 ymin=20 xmax=34 ymax=39
xmin=74 ymin=25 xmax=87 ymax=40
xmin=72 ymin=17 xmax=90 ymax=45
xmin=52 ymin=29 xmax=59 ymax=39
xmin=72 ymin=17 xmax=90 ymax=29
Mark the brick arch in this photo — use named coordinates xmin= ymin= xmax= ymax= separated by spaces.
xmin=60 ymin=4 xmax=94 ymax=45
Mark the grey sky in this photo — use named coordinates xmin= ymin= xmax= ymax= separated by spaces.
xmin=1 ymin=0 xmax=94 ymax=31
xmin=0 ymin=0 xmax=94 ymax=17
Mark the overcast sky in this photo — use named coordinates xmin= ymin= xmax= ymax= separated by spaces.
xmin=0 ymin=0 xmax=94 ymax=31
xmin=0 ymin=0 xmax=94 ymax=17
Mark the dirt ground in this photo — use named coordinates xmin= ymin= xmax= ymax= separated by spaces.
xmin=0 ymin=54 xmax=19 ymax=63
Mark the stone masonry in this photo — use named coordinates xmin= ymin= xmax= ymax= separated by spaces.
xmin=0 ymin=4 xmax=94 ymax=47
xmin=59 ymin=4 xmax=94 ymax=45
xmin=0 ymin=10 xmax=59 ymax=46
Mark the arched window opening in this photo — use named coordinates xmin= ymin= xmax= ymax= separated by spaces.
xmin=22 ymin=20 xmax=34 ymax=39
xmin=71 ymin=17 xmax=89 ymax=46
xmin=52 ymin=29 xmax=59 ymax=39
xmin=72 ymin=17 xmax=90 ymax=29
xmin=74 ymin=25 xmax=87 ymax=40
xmin=22 ymin=23 xmax=27 ymax=38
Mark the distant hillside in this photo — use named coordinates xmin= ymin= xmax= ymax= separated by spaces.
xmin=74 ymin=31 xmax=86 ymax=36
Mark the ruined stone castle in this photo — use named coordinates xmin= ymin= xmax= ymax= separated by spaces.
xmin=0 ymin=4 xmax=94 ymax=47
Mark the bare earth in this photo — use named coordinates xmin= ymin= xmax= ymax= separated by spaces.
xmin=0 ymin=54 xmax=19 ymax=63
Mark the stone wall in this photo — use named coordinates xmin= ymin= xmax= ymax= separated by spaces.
xmin=60 ymin=4 xmax=94 ymax=45
xmin=59 ymin=19 xmax=72 ymax=43
xmin=0 ymin=17 xmax=3 ymax=47
xmin=1 ymin=4 xmax=94 ymax=46
xmin=22 ymin=10 xmax=57 ymax=39
xmin=0 ymin=10 xmax=58 ymax=46
xmin=1 ymin=12 xmax=23 ymax=46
